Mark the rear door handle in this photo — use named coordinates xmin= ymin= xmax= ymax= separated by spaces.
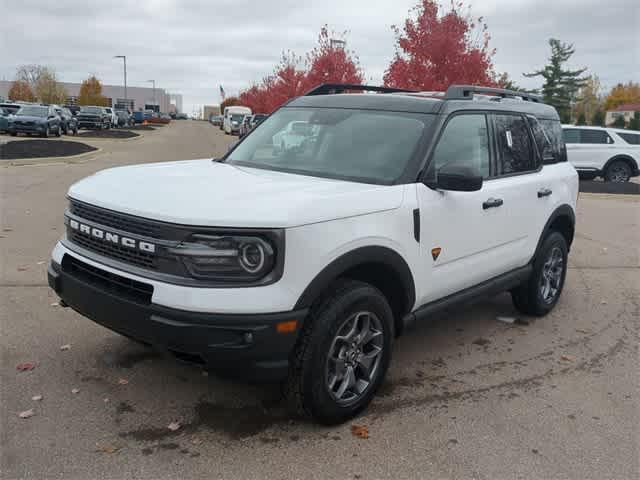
xmin=537 ymin=188 xmax=552 ymax=198
xmin=482 ymin=198 xmax=503 ymax=209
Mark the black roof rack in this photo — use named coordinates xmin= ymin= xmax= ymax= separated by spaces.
xmin=305 ymin=83 xmax=417 ymax=96
xmin=445 ymin=85 xmax=542 ymax=103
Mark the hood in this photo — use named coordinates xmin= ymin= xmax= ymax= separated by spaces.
xmin=67 ymin=159 xmax=406 ymax=228
xmin=13 ymin=115 xmax=47 ymax=123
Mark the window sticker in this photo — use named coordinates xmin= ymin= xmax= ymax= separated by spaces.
xmin=506 ymin=130 xmax=513 ymax=149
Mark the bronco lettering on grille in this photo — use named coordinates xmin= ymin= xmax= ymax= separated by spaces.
xmin=69 ymin=218 xmax=156 ymax=253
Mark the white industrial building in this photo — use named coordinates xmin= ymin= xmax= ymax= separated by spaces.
xmin=0 ymin=80 xmax=180 ymax=113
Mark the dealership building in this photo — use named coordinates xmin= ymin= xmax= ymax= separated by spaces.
xmin=0 ymin=80 xmax=182 ymax=113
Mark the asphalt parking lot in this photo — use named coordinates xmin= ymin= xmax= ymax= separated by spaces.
xmin=1 ymin=121 xmax=638 ymax=479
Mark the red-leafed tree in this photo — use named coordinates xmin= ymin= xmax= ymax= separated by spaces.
xmin=238 ymin=27 xmax=364 ymax=114
xmin=8 ymin=80 xmax=36 ymax=102
xmin=305 ymin=26 xmax=364 ymax=89
xmin=384 ymin=0 xmax=496 ymax=91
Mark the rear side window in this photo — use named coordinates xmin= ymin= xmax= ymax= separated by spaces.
xmin=580 ymin=129 xmax=613 ymax=144
xmin=563 ymin=128 xmax=580 ymax=143
xmin=527 ymin=116 xmax=554 ymax=164
xmin=540 ymin=119 xmax=567 ymax=163
xmin=618 ymin=132 xmax=640 ymax=145
xmin=494 ymin=114 xmax=535 ymax=175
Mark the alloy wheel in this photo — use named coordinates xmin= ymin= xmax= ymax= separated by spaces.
xmin=325 ymin=311 xmax=384 ymax=405
xmin=539 ymin=246 xmax=563 ymax=303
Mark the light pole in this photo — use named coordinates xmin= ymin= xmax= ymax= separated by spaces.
xmin=147 ymin=79 xmax=156 ymax=112
xmin=114 ymin=56 xmax=127 ymax=110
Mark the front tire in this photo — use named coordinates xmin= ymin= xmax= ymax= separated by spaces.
xmin=284 ymin=280 xmax=394 ymax=425
xmin=604 ymin=160 xmax=631 ymax=183
xmin=511 ymin=231 xmax=568 ymax=316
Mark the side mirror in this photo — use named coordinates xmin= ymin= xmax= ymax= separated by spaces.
xmin=436 ymin=164 xmax=483 ymax=192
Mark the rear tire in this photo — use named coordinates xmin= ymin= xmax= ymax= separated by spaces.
xmin=284 ymin=279 xmax=394 ymax=425
xmin=511 ymin=231 xmax=568 ymax=316
xmin=604 ymin=160 xmax=631 ymax=183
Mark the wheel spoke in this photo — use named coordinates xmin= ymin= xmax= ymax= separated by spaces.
xmin=357 ymin=346 xmax=382 ymax=380
xmin=335 ymin=317 xmax=358 ymax=343
xmin=335 ymin=366 xmax=356 ymax=399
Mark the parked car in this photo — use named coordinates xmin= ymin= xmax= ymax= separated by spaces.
xmin=272 ymin=121 xmax=316 ymax=152
xmin=114 ymin=110 xmax=133 ymax=127
xmin=54 ymin=106 xmax=78 ymax=135
xmin=239 ymin=115 xmax=253 ymax=137
xmin=223 ymin=106 xmax=251 ymax=134
xmin=251 ymin=113 xmax=268 ymax=128
xmin=0 ymin=102 xmax=22 ymax=116
xmin=77 ymin=106 xmax=111 ymax=130
xmin=104 ymin=107 xmax=118 ymax=128
xmin=48 ymin=83 xmax=577 ymax=424
xmin=562 ymin=125 xmax=640 ymax=182
xmin=8 ymin=104 xmax=62 ymax=137
xmin=65 ymin=105 xmax=81 ymax=116
xmin=177 ymin=113 xmax=189 ymax=120
xmin=0 ymin=107 xmax=11 ymax=132
xmin=210 ymin=115 xmax=223 ymax=126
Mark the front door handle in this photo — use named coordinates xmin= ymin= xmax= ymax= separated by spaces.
xmin=483 ymin=198 xmax=503 ymax=210
xmin=537 ymin=188 xmax=553 ymax=198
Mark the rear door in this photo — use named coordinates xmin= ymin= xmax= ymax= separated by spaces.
xmin=564 ymin=128 xmax=615 ymax=171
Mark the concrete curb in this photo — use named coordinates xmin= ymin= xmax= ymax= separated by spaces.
xmin=579 ymin=192 xmax=640 ymax=201
xmin=4 ymin=147 xmax=103 ymax=166
xmin=75 ymin=132 xmax=143 ymax=142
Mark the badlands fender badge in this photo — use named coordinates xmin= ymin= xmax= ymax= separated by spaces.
xmin=431 ymin=247 xmax=442 ymax=261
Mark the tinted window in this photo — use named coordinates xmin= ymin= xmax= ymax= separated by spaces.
xmin=540 ymin=119 xmax=567 ymax=163
xmin=431 ymin=114 xmax=490 ymax=178
xmin=17 ymin=106 xmax=48 ymax=117
xmin=618 ymin=132 xmax=640 ymax=145
xmin=227 ymin=107 xmax=432 ymax=184
xmin=563 ymin=129 xmax=580 ymax=144
xmin=580 ymin=129 xmax=613 ymax=144
xmin=494 ymin=114 xmax=535 ymax=174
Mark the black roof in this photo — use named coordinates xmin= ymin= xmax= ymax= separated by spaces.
xmin=285 ymin=84 xmax=560 ymax=120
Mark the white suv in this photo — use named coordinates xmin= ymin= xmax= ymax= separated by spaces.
xmin=562 ymin=125 xmax=640 ymax=182
xmin=49 ymin=84 xmax=578 ymax=424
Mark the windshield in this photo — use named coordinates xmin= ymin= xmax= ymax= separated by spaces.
xmin=80 ymin=107 xmax=103 ymax=114
xmin=231 ymin=114 xmax=245 ymax=122
xmin=17 ymin=106 xmax=48 ymax=117
xmin=226 ymin=107 xmax=432 ymax=184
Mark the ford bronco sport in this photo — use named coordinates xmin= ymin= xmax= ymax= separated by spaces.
xmin=48 ymin=84 xmax=578 ymax=424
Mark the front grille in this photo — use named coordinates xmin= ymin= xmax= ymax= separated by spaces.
xmin=69 ymin=200 xmax=159 ymax=237
xmin=62 ymin=255 xmax=153 ymax=304
xmin=68 ymin=229 xmax=156 ymax=269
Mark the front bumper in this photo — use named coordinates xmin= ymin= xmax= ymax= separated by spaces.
xmin=48 ymin=256 xmax=307 ymax=381
xmin=9 ymin=124 xmax=45 ymax=134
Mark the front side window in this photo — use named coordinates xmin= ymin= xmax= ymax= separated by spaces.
xmin=226 ymin=107 xmax=433 ymax=184
xmin=430 ymin=114 xmax=490 ymax=178
xmin=562 ymin=128 xmax=580 ymax=144
xmin=494 ymin=114 xmax=535 ymax=175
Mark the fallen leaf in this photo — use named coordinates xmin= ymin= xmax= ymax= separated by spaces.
xmin=71 ymin=388 xmax=80 ymax=394
xmin=168 ymin=421 xmax=181 ymax=431
xmin=60 ymin=344 xmax=71 ymax=351
xmin=561 ymin=355 xmax=575 ymax=362
xmin=351 ymin=424 xmax=369 ymax=439
xmin=117 ymin=378 xmax=129 ymax=385
xmin=37 ymin=261 xmax=45 ymax=265
xmin=96 ymin=443 xmax=121 ymax=454
xmin=19 ymin=409 xmax=35 ymax=419
xmin=496 ymin=316 xmax=516 ymax=324
xmin=600 ymin=300 xmax=607 ymax=305
xmin=16 ymin=362 xmax=36 ymax=371
xmin=50 ymin=302 xmax=59 ymax=307
xmin=32 ymin=395 xmax=43 ymax=401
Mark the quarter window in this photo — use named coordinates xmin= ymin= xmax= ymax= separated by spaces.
xmin=494 ymin=114 xmax=535 ymax=174
xmin=430 ymin=114 xmax=490 ymax=178
xmin=618 ymin=132 xmax=640 ymax=145
xmin=540 ymin=119 xmax=567 ymax=163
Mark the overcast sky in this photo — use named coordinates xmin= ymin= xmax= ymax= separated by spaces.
xmin=2 ymin=0 xmax=638 ymax=114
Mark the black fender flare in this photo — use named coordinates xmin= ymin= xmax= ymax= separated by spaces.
xmin=531 ymin=204 xmax=576 ymax=263
xmin=602 ymin=154 xmax=639 ymax=174
xmin=294 ymin=245 xmax=416 ymax=313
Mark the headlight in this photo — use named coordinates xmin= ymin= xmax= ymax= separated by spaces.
xmin=169 ymin=233 xmax=277 ymax=282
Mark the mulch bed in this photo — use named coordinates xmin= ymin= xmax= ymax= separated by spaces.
xmin=0 ymin=140 xmax=97 ymax=160
xmin=127 ymin=125 xmax=156 ymax=131
xmin=579 ymin=180 xmax=640 ymax=195
xmin=77 ymin=130 xmax=139 ymax=139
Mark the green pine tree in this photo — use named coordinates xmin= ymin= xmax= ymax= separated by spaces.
xmin=592 ymin=110 xmax=605 ymax=127
xmin=576 ymin=113 xmax=587 ymax=125
xmin=524 ymin=39 xmax=588 ymax=123
xmin=628 ymin=111 xmax=640 ymax=131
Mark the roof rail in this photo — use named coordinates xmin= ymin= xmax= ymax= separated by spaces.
xmin=304 ymin=83 xmax=417 ymax=96
xmin=445 ymin=85 xmax=542 ymax=103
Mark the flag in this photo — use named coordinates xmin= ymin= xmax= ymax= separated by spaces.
xmin=219 ymin=85 xmax=225 ymax=100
